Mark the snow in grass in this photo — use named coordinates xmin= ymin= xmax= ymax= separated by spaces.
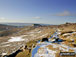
xmin=47 ymin=48 xmax=57 ymax=57
xmin=63 ymin=33 xmax=71 ymax=36
xmin=30 ymin=34 xmax=34 ymax=36
xmin=20 ymin=35 xmax=28 ymax=37
xmin=1 ymin=42 xmax=10 ymax=44
xmin=57 ymin=31 xmax=61 ymax=34
xmin=8 ymin=37 xmax=25 ymax=42
xmin=32 ymin=31 xmax=76 ymax=57
xmin=2 ymin=44 xmax=11 ymax=47
xmin=39 ymin=33 xmax=48 ymax=38
xmin=35 ymin=42 xmax=76 ymax=57
xmin=72 ymin=32 xmax=76 ymax=34
xmin=57 ymin=29 xmax=61 ymax=32
xmin=34 ymin=44 xmax=57 ymax=57
xmin=2 ymin=53 xmax=7 ymax=55
xmin=63 ymin=32 xmax=76 ymax=36
xmin=29 ymin=31 xmax=41 ymax=34
xmin=37 ymin=31 xmax=41 ymax=33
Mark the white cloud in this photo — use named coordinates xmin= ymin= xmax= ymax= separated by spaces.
xmin=56 ymin=11 xmax=70 ymax=16
xmin=32 ymin=16 xmax=41 ymax=19
xmin=54 ymin=11 xmax=76 ymax=16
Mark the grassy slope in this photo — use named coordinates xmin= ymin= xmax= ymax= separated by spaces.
xmin=14 ymin=23 xmax=76 ymax=57
xmin=16 ymin=40 xmax=37 ymax=57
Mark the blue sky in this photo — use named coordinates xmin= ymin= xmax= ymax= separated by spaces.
xmin=0 ymin=0 xmax=76 ymax=24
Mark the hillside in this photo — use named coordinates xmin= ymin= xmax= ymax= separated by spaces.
xmin=0 ymin=23 xmax=76 ymax=57
xmin=0 ymin=24 xmax=18 ymax=31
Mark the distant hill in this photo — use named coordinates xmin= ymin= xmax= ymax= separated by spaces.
xmin=0 ymin=24 xmax=20 ymax=37
xmin=0 ymin=24 xmax=18 ymax=31
xmin=4 ymin=23 xmax=33 ymax=26
xmin=0 ymin=23 xmax=51 ymax=26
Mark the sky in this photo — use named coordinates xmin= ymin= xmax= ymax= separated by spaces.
xmin=0 ymin=0 xmax=76 ymax=24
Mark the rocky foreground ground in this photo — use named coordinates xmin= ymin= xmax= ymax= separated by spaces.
xmin=0 ymin=23 xmax=76 ymax=57
xmin=0 ymin=26 xmax=53 ymax=55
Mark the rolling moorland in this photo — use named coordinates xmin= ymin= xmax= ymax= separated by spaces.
xmin=0 ymin=23 xmax=76 ymax=57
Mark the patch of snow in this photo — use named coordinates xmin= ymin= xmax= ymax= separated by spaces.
xmin=2 ymin=44 xmax=11 ymax=47
xmin=39 ymin=42 xmax=76 ymax=52
xmin=29 ymin=32 xmax=35 ymax=34
xmin=20 ymin=35 xmax=28 ymax=37
xmin=63 ymin=33 xmax=71 ymax=36
xmin=72 ymin=48 xmax=76 ymax=53
xmin=58 ymin=32 xmax=61 ymax=35
xmin=72 ymin=32 xmax=76 ymax=34
xmin=1 ymin=42 xmax=10 ymax=44
xmin=57 ymin=29 xmax=61 ymax=32
xmin=37 ymin=31 xmax=41 ymax=33
xmin=32 ymin=31 xmax=76 ymax=57
xmin=39 ymin=33 xmax=48 ymax=38
xmin=63 ymin=32 xmax=76 ymax=36
xmin=52 ymin=44 xmax=58 ymax=48
xmin=2 ymin=53 xmax=7 ymax=55
xmin=51 ymin=39 xmax=55 ymax=42
xmin=30 ymin=34 xmax=34 ymax=36
xmin=33 ymin=41 xmax=76 ymax=57
xmin=67 ymin=36 xmax=70 ymax=38
xmin=47 ymin=48 xmax=57 ymax=57
xmin=8 ymin=37 xmax=25 ymax=42
xmin=70 ymin=38 xmax=74 ymax=41
xmin=34 ymin=47 xmax=56 ymax=57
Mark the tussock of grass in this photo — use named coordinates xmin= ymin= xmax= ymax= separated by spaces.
xmin=16 ymin=40 xmax=38 ymax=57
xmin=16 ymin=49 xmax=30 ymax=57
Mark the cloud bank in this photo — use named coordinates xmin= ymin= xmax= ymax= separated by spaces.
xmin=32 ymin=16 xmax=41 ymax=19
xmin=0 ymin=17 xmax=5 ymax=20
